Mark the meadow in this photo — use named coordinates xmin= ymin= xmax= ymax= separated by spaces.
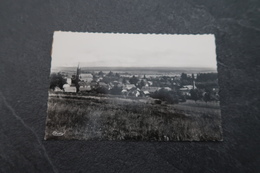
xmin=45 ymin=94 xmax=222 ymax=141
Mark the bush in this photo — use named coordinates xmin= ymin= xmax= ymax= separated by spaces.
xmin=151 ymin=88 xmax=179 ymax=104
xmin=110 ymin=86 xmax=122 ymax=95
xmin=95 ymin=87 xmax=109 ymax=94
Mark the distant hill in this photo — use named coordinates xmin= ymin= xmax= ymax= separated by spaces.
xmin=51 ymin=66 xmax=217 ymax=74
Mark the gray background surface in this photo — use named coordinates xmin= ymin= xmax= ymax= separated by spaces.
xmin=0 ymin=0 xmax=259 ymax=172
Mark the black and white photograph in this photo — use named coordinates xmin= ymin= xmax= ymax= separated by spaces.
xmin=45 ymin=32 xmax=222 ymax=141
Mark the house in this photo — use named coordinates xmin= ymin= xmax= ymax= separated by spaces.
xmin=90 ymin=81 xmax=98 ymax=89
xmin=66 ymin=78 xmax=72 ymax=85
xmin=96 ymin=77 xmax=103 ymax=82
xmin=128 ymin=90 xmax=140 ymax=97
xmin=141 ymin=86 xmax=161 ymax=93
xmin=182 ymin=85 xmax=194 ymax=90
xmin=183 ymin=81 xmax=196 ymax=90
xmin=180 ymin=81 xmax=196 ymax=96
xmin=124 ymin=84 xmax=136 ymax=90
xmin=108 ymin=83 xmax=114 ymax=89
xmin=172 ymin=76 xmax=181 ymax=80
xmin=145 ymin=83 xmax=149 ymax=87
xmin=164 ymin=87 xmax=172 ymax=91
xmin=143 ymin=90 xmax=150 ymax=96
xmin=121 ymin=89 xmax=129 ymax=96
xmin=54 ymin=87 xmax=63 ymax=92
xmin=179 ymin=87 xmax=190 ymax=96
xmin=80 ymin=85 xmax=91 ymax=91
xmin=79 ymin=73 xmax=93 ymax=82
xmin=79 ymin=81 xmax=91 ymax=91
xmin=121 ymin=89 xmax=128 ymax=94
xmin=63 ymin=84 xmax=76 ymax=93
xmin=133 ymin=90 xmax=140 ymax=97
xmin=147 ymin=81 xmax=153 ymax=86
xmin=98 ymin=82 xmax=108 ymax=88
xmin=117 ymin=83 xmax=124 ymax=88
xmin=78 ymin=81 xmax=87 ymax=87
xmin=112 ymin=81 xmax=120 ymax=85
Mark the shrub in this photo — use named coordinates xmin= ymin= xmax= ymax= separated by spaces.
xmin=151 ymin=88 xmax=179 ymax=104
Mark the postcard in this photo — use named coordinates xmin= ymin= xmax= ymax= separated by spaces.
xmin=45 ymin=32 xmax=222 ymax=141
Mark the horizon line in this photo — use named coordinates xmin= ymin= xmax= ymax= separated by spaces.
xmin=52 ymin=66 xmax=217 ymax=69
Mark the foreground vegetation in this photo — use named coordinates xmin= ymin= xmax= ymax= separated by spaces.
xmin=45 ymin=94 xmax=222 ymax=141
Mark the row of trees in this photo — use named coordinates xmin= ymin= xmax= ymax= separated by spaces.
xmin=180 ymin=72 xmax=218 ymax=85
xmin=190 ymin=89 xmax=219 ymax=103
xmin=180 ymin=73 xmax=194 ymax=85
xmin=196 ymin=73 xmax=218 ymax=82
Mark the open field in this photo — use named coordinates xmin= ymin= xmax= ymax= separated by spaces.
xmin=45 ymin=93 xmax=222 ymax=141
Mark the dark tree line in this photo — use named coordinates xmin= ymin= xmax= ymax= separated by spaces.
xmin=196 ymin=73 xmax=218 ymax=82
xmin=49 ymin=73 xmax=67 ymax=90
xmin=189 ymin=89 xmax=219 ymax=103
xmin=180 ymin=72 xmax=218 ymax=84
xmin=100 ymin=72 xmax=121 ymax=84
xmin=181 ymin=73 xmax=194 ymax=85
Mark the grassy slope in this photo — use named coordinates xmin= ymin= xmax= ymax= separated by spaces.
xmin=45 ymin=95 xmax=222 ymax=141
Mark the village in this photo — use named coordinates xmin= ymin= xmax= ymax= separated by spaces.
xmin=50 ymin=66 xmax=220 ymax=104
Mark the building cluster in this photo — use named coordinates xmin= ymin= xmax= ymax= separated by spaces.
xmin=53 ymin=66 xmax=219 ymax=102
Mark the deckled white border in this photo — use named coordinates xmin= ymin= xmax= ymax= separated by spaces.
xmin=54 ymin=30 xmax=214 ymax=36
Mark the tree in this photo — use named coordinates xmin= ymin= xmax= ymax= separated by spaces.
xmin=138 ymin=79 xmax=145 ymax=89
xmin=190 ymin=89 xmax=200 ymax=102
xmin=101 ymin=77 xmax=112 ymax=84
xmin=107 ymin=71 xmax=114 ymax=77
xmin=95 ymin=86 xmax=109 ymax=94
xmin=203 ymin=92 xmax=211 ymax=103
xmin=98 ymin=71 xmax=104 ymax=76
xmin=129 ymin=75 xmax=139 ymax=85
xmin=110 ymin=86 xmax=122 ymax=95
xmin=151 ymin=89 xmax=179 ymax=104
xmin=115 ymin=73 xmax=120 ymax=78
xmin=181 ymin=73 xmax=188 ymax=80
xmin=49 ymin=73 xmax=67 ymax=90
xmin=122 ymin=78 xmax=127 ymax=84
xmin=181 ymin=73 xmax=192 ymax=85
xmin=192 ymin=73 xmax=195 ymax=80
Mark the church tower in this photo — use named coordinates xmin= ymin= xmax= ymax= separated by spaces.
xmin=75 ymin=63 xmax=81 ymax=93
xmin=193 ymin=80 xmax=196 ymax=89
xmin=76 ymin=63 xmax=81 ymax=80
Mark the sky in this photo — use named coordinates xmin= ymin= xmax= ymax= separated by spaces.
xmin=51 ymin=31 xmax=217 ymax=69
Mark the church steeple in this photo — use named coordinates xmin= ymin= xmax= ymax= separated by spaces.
xmin=74 ymin=63 xmax=81 ymax=93
xmin=76 ymin=63 xmax=81 ymax=80
xmin=193 ymin=80 xmax=196 ymax=89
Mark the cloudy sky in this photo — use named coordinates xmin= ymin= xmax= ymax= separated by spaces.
xmin=51 ymin=31 xmax=217 ymax=69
